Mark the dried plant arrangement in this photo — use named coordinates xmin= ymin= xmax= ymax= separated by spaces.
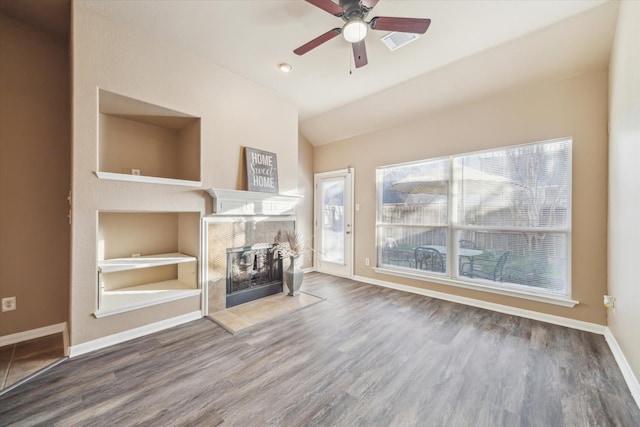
xmin=272 ymin=230 xmax=306 ymax=258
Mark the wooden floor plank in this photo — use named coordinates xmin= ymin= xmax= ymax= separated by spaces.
xmin=1 ymin=272 xmax=638 ymax=426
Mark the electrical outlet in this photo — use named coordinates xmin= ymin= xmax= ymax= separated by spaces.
xmin=365 ymin=257 xmax=370 ymax=266
xmin=131 ymin=169 xmax=141 ymax=176
xmin=2 ymin=296 xmax=16 ymax=312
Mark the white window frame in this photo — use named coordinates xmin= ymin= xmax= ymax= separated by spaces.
xmin=374 ymin=138 xmax=577 ymax=307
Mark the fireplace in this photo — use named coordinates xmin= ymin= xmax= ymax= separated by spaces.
xmin=226 ymin=244 xmax=283 ymax=307
xmin=204 ymin=188 xmax=302 ymax=313
xmin=204 ymin=214 xmax=296 ymax=313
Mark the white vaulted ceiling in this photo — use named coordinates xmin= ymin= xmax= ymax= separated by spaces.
xmin=2 ymin=0 xmax=619 ymax=145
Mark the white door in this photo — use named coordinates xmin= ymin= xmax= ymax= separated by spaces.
xmin=314 ymin=169 xmax=354 ymax=278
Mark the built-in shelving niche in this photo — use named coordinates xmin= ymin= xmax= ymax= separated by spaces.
xmin=96 ymin=89 xmax=201 ymax=187
xmin=95 ymin=211 xmax=201 ymax=318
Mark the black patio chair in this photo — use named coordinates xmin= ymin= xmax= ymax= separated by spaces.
xmin=414 ymin=247 xmax=445 ymax=273
xmin=458 ymin=240 xmax=477 ymax=273
xmin=461 ymin=250 xmax=510 ymax=281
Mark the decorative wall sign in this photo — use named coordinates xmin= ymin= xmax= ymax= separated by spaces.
xmin=245 ymin=147 xmax=279 ymax=193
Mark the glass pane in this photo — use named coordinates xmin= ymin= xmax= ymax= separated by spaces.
xmin=379 ymin=158 xmax=449 ymax=226
xmin=321 ymin=178 xmax=345 ymax=264
xmin=456 ymin=231 xmax=568 ymax=294
xmin=455 ymin=140 xmax=570 ymax=228
xmin=378 ymin=226 xmax=447 ymax=274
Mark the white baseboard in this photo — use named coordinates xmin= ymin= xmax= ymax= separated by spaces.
xmin=353 ymin=275 xmax=605 ymax=334
xmin=0 ymin=322 xmax=68 ymax=347
xmin=302 ymin=267 xmax=315 ymax=274
xmin=604 ymin=327 xmax=640 ymax=409
xmin=68 ymin=311 xmax=202 ymax=358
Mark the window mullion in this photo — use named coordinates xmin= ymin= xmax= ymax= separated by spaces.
xmin=448 ymin=157 xmax=457 ymax=276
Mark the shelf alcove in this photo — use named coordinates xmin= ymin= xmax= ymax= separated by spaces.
xmin=95 ymin=211 xmax=201 ymax=318
xmin=96 ymin=89 xmax=201 ymax=187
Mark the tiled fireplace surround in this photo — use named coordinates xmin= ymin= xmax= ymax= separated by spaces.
xmin=205 ymin=216 xmax=295 ymax=313
xmin=204 ymin=189 xmax=300 ymax=314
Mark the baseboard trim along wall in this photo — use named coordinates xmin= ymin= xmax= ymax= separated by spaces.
xmin=68 ymin=311 xmax=202 ymax=358
xmin=0 ymin=322 xmax=68 ymax=347
xmin=604 ymin=327 xmax=640 ymax=409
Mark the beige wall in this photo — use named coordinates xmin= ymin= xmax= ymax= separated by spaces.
xmin=98 ymin=114 xmax=182 ymax=179
xmin=70 ymin=3 xmax=298 ymax=345
xmin=297 ymin=133 xmax=315 ymax=269
xmin=98 ymin=212 xmax=180 ymax=259
xmin=608 ymin=1 xmax=640 ymax=383
xmin=0 ymin=15 xmax=70 ymax=336
xmin=315 ymin=70 xmax=609 ymax=325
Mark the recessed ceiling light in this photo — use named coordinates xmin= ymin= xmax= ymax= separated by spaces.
xmin=278 ymin=63 xmax=292 ymax=73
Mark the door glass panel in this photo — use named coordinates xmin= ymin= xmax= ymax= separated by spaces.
xmin=321 ymin=178 xmax=345 ymax=264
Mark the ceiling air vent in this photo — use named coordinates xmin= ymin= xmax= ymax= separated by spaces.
xmin=380 ymin=32 xmax=420 ymax=51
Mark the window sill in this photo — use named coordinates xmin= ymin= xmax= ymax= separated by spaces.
xmin=373 ymin=267 xmax=578 ymax=307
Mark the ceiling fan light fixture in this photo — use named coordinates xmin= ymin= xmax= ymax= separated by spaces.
xmin=278 ymin=63 xmax=292 ymax=73
xmin=343 ymin=19 xmax=368 ymax=43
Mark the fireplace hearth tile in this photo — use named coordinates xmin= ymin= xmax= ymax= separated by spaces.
xmin=208 ymin=292 xmax=324 ymax=334
xmin=209 ymin=310 xmax=252 ymax=333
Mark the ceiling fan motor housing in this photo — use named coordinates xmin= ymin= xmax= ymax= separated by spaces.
xmin=339 ymin=0 xmax=370 ymax=23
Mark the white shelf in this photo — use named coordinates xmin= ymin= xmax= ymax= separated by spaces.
xmin=95 ymin=280 xmax=201 ymax=318
xmin=95 ymin=171 xmax=201 ymax=187
xmin=98 ymin=253 xmax=196 ymax=273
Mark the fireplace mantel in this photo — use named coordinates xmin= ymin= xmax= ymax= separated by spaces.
xmin=205 ymin=188 xmax=302 ymax=216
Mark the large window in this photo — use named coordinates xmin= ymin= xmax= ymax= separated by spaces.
xmin=376 ymin=138 xmax=571 ymax=300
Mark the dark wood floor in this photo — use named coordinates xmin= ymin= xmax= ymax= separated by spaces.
xmin=1 ymin=273 xmax=638 ymax=426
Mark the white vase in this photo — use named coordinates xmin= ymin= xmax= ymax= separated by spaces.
xmin=285 ymin=255 xmax=303 ymax=296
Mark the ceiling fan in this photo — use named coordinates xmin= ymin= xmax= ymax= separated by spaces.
xmin=294 ymin=0 xmax=431 ymax=68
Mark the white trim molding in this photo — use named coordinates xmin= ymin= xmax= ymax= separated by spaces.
xmin=355 ymin=275 xmax=602 ymax=334
xmin=205 ymin=188 xmax=302 ymax=216
xmin=0 ymin=322 xmax=68 ymax=347
xmin=68 ymin=311 xmax=201 ymax=358
xmin=604 ymin=327 xmax=640 ymax=409
xmin=93 ymin=289 xmax=201 ymax=319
